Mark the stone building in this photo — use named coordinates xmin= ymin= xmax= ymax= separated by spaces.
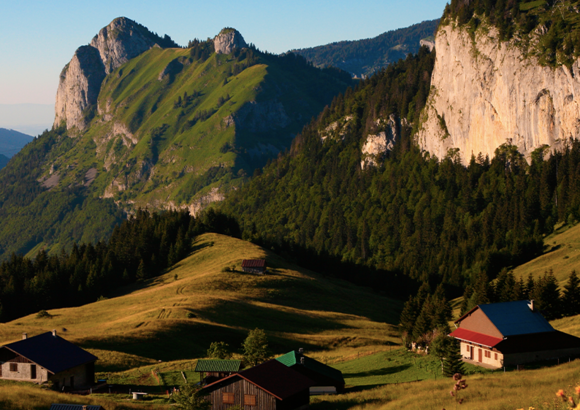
xmin=0 ymin=330 xmax=97 ymax=388
xmin=450 ymin=300 xmax=580 ymax=368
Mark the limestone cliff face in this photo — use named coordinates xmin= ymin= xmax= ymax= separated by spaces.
xmin=213 ymin=29 xmax=247 ymax=54
xmin=54 ymin=17 xmax=159 ymax=130
xmin=417 ymin=23 xmax=580 ymax=163
xmin=54 ymin=46 xmax=105 ymax=131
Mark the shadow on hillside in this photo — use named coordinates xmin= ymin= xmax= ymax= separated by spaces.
xmin=81 ymin=321 xmax=321 ymax=367
xmin=342 ymin=364 xmax=411 ymax=379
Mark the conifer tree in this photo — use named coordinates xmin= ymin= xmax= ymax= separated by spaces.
xmin=563 ymin=270 xmax=580 ymax=316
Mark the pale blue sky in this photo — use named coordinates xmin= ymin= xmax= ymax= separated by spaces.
xmin=0 ymin=0 xmax=448 ymax=105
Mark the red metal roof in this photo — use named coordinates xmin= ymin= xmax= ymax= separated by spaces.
xmin=242 ymin=259 xmax=266 ymax=268
xmin=449 ymin=328 xmax=503 ymax=348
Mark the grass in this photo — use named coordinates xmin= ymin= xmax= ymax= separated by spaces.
xmin=513 ymin=222 xmax=580 ymax=287
xmin=0 ymin=233 xmax=402 ymax=371
xmin=310 ymin=358 xmax=580 ymax=410
xmin=0 ymin=379 xmax=169 ymax=410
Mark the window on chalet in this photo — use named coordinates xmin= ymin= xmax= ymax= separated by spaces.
xmin=465 ymin=345 xmax=469 ymax=352
xmin=223 ymin=392 xmax=234 ymax=404
xmin=9 ymin=363 xmax=17 ymax=372
xmin=494 ymin=353 xmax=498 ymax=360
xmin=245 ymin=395 xmax=257 ymax=406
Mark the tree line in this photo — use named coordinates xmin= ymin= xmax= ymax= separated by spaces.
xmin=0 ymin=208 xmax=240 ymax=321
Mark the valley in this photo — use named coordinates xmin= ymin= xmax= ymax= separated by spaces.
xmin=4 ymin=0 xmax=580 ymax=409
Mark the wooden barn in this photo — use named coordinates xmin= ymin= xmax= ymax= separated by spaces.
xmin=449 ymin=300 xmax=580 ymax=368
xmin=195 ymin=359 xmax=241 ymax=384
xmin=202 ymin=359 xmax=314 ymax=410
xmin=276 ymin=349 xmax=345 ymax=394
xmin=0 ymin=330 xmax=97 ymax=389
xmin=241 ymin=259 xmax=266 ymax=274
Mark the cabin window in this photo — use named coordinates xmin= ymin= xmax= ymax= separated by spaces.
xmin=494 ymin=353 xmax=498 ymax=360
xmin=245 ymin=395 xmax=257 ymax=406
xmin=9 ymin=363 xmax=17 ymax=372
xmin=465 ymin=345 xmax=469 ymax=352
xmin=484 ymin=350 xmax=490 ymax=358
xmin=223 ymin=392 xmax=234 ymax=404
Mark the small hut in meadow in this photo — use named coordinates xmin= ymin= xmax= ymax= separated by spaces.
xmin=241 ymin=259 xmax=266 ymax=274
xmin=195 ymin=359 xmax=241 ymax=384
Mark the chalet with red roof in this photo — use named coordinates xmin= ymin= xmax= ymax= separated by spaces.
xmin=0 ymin=330 xmax=97 ymax=389
xmin=450 ymin=300 xmax=580 ymax=368
xmin=242 ymin=259 xmax=266 ymax=274
xmin=202 ymin=359 xmax=314 ymax=410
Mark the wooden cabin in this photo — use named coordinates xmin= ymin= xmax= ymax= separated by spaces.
xmin=0 ymin=330 xmax=97 ymax=389
xmin=202 ymin=359 xmax=314 ymax=410
xmin=195 ymin=359 xmax=241 ymax=384
xmin=241 ymin=259 xmax=266 ymax=274
xmin=449 ymin=300 xmax=580 ymax=368
xmin=276 ymin=349 xmax=344 ymax=394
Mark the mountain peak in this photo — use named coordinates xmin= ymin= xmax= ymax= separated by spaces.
xmin=213 ymin=28 xmax=247 ymax=54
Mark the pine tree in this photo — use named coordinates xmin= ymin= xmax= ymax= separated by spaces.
xmin=442 ymin=340 xmax=465 ymax=377
xmin=562 ymin=270 xmax=580 ymax=316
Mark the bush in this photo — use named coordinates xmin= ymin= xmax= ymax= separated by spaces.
xmin=36 ymin=310 xmax=52 ymax=319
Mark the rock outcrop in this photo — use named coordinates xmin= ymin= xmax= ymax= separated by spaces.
xmin=361 ymin=114 xmax=399 ymax=169
xmin=417 ymin=23 xmax=580 ymax=163
xmin=54 ymin=17 xmax=161 ymax=130
xmin=213 ymin=28 xmax=247 ymax=55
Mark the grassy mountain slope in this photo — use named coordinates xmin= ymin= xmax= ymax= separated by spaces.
xmin=0 ymin=233 xmax=401 ymax=364
xmin=291 ymin=20 xmax=439 ymax=78
xmin=513 ymin=223 xmax=580 ymax=286
xmin=0 ymin=40 xmax=351 ymax=257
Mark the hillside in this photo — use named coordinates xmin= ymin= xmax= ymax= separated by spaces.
xmin=291 ymin=20 xmax=439 ymax=78
xmin=0 ymin=128 xmax=32 ymax=158
xmin=0 ymin=19 xmax=351 ymax=257
xmin=0 ymin=233 xmax=401 ymax=366
xmin=513 ymin=223 xmax=580 ymax=287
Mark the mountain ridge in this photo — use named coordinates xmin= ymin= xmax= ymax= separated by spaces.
xmin=291 ymin=19 xmax=439 ymax=78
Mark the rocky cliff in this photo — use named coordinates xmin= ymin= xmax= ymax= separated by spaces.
xmin=417 ymin=23 xmax=580 ymax=163
xmin=54 ymin=17 xmax=168 ymax=130
xmin=213 ymin=28 xmax=247 ymax=55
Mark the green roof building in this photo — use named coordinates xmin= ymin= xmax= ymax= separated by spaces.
xmin=195 ymin=359 xmax=242 ymax=384
xmin=276 ymin=349 xmax=344 ymax=394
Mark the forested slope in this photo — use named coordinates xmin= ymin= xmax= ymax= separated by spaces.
xmin=291 ymin=20 xmax=439 ymax=78
xmin=221 ymin=45 xmax=580 ymax=296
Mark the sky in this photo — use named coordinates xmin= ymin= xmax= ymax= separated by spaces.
xmin=0 ymin=0 xmax=448 ymax=106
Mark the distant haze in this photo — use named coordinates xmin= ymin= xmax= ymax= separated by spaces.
xmin=0 ymin=104 xmax=54 ymax=136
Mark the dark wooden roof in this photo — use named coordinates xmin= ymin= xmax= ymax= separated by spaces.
xmin=494 ymin=331 xmax=580 ymax=354
xmin=2 ymin=332 xmax=97 ymax=374
xmin=242 ymin=259 xmax=266 ymax=268
xmin=203 ymin=359 xmax=314 ymax=400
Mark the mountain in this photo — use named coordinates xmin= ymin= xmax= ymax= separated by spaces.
xmin=0 ymin=104 xmax=54 ymax=137
xmin=291 ymin=20 xmax=439 ymax=78
xmin=0 ymin=154 xmax=8 ymax=169
xmin=417 ymin=0 xmax=580 ymax=163
xmin=0 ymin=128 xmax=33 ymax=158
xmin=0 ymin=18 xmax=351 ymax=258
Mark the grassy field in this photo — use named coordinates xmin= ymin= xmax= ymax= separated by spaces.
xmin=311 ymin=358 xmax=580 ymax=410
xmin=0 ymin=379 xmax=169 ymax=410
xmin=513 ymin=222 xmax=580 ymax=286
xmin=0 ymin=233 xmax=402 ymax=371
